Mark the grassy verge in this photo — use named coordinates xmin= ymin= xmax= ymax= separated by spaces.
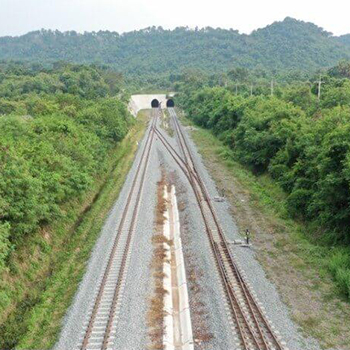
xmin=182 ymin=116 xmax=350 ymax=349
xmin=0 ymin=111 xmax=149 ymax=350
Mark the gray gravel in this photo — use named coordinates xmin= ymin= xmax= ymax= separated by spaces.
xmin=156 ymin=123 xmax=238 ymax=349
xmin=55 ymin=109 xmax=322 ymax=350
xmin=111 ymin=134 xmax=160 ymax=350
xmin=168 ymin=111 xmax=322 ymax=350
xmin=55 ymin=119 xmax=157 ymax=350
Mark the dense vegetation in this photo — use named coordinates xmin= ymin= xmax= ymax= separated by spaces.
xmin=1 ymin=15 xmax=350 ymax=345
xmin=0 ymin=63 xmax=132 ymax=275
xmin=0 ymin=63 xmax=139 ymax=348
xmin=177 ymin=62 xmax=350 ymax=298
xmin=1 ymin=18 xmax=350 ymax=80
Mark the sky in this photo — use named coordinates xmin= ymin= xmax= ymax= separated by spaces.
xmin=0 ymin=0 xmax=349 ymax=37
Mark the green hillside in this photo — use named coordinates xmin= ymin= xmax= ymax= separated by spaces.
xmin=1 ymin=18 xmax=350 ymax=76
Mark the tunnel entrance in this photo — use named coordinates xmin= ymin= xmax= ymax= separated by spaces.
xmin=166 ymin=99 xmax=175 ymax=108
xmin=151 ymin=99 xmax=160 ymax=108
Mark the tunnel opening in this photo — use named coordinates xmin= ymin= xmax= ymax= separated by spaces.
xmin=166 ymin=99 xmax=175 ymax=108
xmin=151 ymin=99 xmax=160 ymax=108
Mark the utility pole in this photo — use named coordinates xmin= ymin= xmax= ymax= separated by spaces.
xmin=250 ymin=84 xmax=253 ymax=96
xmin=235 ymin=84 xmax=238 ymax=95
xmin=271 ymin=79 xmax=274 ymax=96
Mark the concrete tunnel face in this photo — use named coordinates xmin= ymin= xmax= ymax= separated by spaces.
xmin=151 ymin=99 xmax=159 ymax=108
xmin=166 ymin=99 xmax=175 ymax=108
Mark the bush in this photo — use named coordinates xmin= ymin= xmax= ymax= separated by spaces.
xmin=335 ymin=268 xmax=350 ymax=297
xmin=0 ymin=222 xmax=11 ymax=270
xmin=286 ymin=189 xmax=313 ymax=218
xmin=0 ymin=64 xmax=133 ymax=260
xmin=179 ymin=76 xmax=350 ymax=245
xmin=329 ymin=250 xmax=350 ymax=297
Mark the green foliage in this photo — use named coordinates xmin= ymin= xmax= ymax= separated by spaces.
xmin=320 ymin=79 xmax=350 ymax=108
xmin=282 ymin=85 xmax=318 ymax=112
xmin=178 ymin=65 xmax=350 ymax=244
xmin=1 ymin=18 xmax=350 ymax=80
xmin=329 ymin=250 xmax=350 ymax=297
xmin=0 ymin=63 xmax=133 ymax=270
xmin=328 ymin=60 xmax=350 ymax=79
xmin=0 ymin=222 xmax=11 ymax=269
xmin=178 ymin=62 xmax=350 ymax=298
xmin=233 ymin=98 xmax=304 ymax=171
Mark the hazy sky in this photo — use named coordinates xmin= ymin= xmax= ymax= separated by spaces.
xmin=0 ymin=0 xmax=349 ymax=37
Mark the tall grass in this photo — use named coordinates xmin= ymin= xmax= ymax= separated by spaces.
xmin=329 ymin=250 xmax=350 ymax=297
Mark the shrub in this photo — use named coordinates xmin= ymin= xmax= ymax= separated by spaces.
xmin=0 ymin=64 xmax=133 ymax=255
xmin=329 ymin=251 xmax=350 ymax=297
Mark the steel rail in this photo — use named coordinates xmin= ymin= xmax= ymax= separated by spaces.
xmin=169 ymin=110 xmax=261 ymax=348
xmin=169 ymin=108 xmax=284 ymax=350
xmin=80 ymin=108 xmax=159 ymax=350
xmin=155 ymin=108 xmax=273 ymax=348
xmin=101 ymin=107 xmax=159 ymax=349
xmin=155 ymin=111 xmax=259 ymax=347
xmin=170 ymin=111 xmax=272 ymax=347
xmin=171 ymin=108 xmax=281 ymax=348
xmin=153 ymin=126 xmax=198 ymax=183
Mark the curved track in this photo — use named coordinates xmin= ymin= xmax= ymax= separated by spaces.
xmin=156 ymin=108 xmax=286 ymax=350
xmin=73 ymin=105 xmax=287 ymax=350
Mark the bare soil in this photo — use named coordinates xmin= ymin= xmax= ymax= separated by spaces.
xmin=147 ymin=173 xmax=168 ymax=350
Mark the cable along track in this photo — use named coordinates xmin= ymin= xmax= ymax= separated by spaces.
xmin=157 ymin=108 xmax=287 ymax=350
xmin=76 ymin=108 xmax=160 ymax=350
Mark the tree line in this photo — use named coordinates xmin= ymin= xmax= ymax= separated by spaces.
xmin=0 ymin=63 xmax=133 ymax=271
xmin=176 ymin=61 xmax=350 ymax=298
xmin=1 ymin=18 xmax=350 ymax=82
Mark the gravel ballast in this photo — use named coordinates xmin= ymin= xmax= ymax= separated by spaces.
xmin=55 ymin=118 xmax=156 ymax=350
xmin=169 ymin=111 xmax=322 ymax=350
xmin=55 ymin=109 xmax=322 ymax=350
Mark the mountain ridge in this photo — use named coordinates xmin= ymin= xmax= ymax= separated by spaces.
xmin=1 ymin=17 xmax=349 ymax=75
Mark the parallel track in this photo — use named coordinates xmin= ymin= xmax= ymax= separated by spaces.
xmin=74 ymin=104 xmax=286 ymax=350
xmin=76 ymin=108 xmax=160 ymax=350
xmin=160 ymin=108 xmax=285 ymax=350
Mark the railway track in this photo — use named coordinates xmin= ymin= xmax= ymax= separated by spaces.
xmin=156 ymin=108 xmax=286 ymax=350
xmin=73 ymin=104 xmax=286 ymax=350
xmin=76 ymin=108 xmax=160 ymax=350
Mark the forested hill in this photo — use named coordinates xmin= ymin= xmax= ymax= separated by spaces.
xmin=338 ymin=34 xmax=350 ymax=47
xmin=1 ymin=17 xmax=350 ymax=75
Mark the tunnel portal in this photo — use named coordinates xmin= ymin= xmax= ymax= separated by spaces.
xmin=151 ymin=99 xmax=160 ymax=108
xmin=166 ymin=99 xmax=175 ymax=108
